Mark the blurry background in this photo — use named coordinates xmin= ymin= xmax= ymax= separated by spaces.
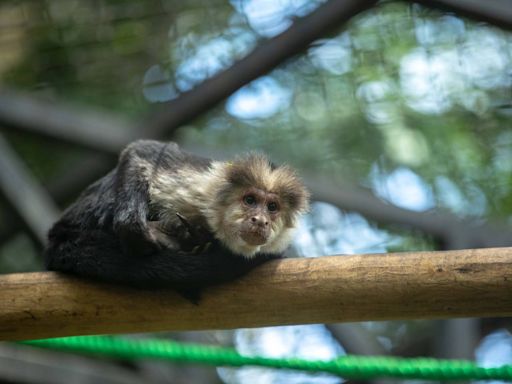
xmin=0 ymin=0 xmax=511 ymax=382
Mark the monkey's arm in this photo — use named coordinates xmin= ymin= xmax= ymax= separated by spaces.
xmin=146 ymin=214 xmax=214 ymax=254
xmin=111 ymin=140 xmax=203 ymax=255
xmin=110 ymin=141 xmax=164 ymax=255
xmin=111 ymin=140 xmax=211 ymax=255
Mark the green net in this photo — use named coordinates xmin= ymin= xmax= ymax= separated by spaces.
xmin=21 ymin=335 xmax=512 ymax=381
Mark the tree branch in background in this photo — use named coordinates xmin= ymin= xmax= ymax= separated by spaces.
xmin=146 ymin=0 xmax=379 ymax=137
xmin=434 ymin=318 xmax=479 ymax=359
xmin=0 ymin=155 xmax=113 ymax=245
xmin=325 ymin=324 xmax=388 ymax=356
xmin=307 ymin=175 xmax=512 ymax=249
xmin=413 ymin=0 xmax=512 ymax=31
xmin=0 ymin=0 xmax=378 ymax=151
xmin=0 ymin=343 xmax=152 ymax=384
xmin=0 ymin=134 xmax=60 ymax=245
xmin=0 ymin=89 xmax=136 ymax=154
xmin=325 ymin=323 xmax=391 ymax=384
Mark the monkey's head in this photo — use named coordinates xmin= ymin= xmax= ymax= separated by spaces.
xmin=205 ymin=154 xmax=310 ymax=257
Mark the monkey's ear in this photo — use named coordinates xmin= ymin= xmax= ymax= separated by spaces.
xmin=274 ymin=165 xmax=310 ymax=213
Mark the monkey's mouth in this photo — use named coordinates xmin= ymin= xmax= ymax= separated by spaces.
xmin=240 ymin=229 xmax=268 ymax=246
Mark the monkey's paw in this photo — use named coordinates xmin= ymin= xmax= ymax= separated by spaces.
xmin=174 ymin=213 xmax=215 ymax=254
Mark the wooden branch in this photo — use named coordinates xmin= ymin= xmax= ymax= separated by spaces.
xmin=413 ymin=0 xmax=512 ymax=31
xmin=1 ymin=248 xmax=512 ymax=342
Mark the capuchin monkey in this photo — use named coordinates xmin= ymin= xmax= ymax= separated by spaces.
xmin=44 ymin=140 xmax=309 ymax=301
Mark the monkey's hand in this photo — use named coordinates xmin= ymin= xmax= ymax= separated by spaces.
xmin=175 ymin=213 xmax=215 ymax=254
xmin=146 ymin=221 xmax=181 ymax=250
xmin=147 ymin=214 xmax=214 ymax=255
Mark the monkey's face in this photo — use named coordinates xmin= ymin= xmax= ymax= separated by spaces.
xmin=205 ymin=155 xmax=310 ymax=257
xmin=238 ymin=188 xmax=280 ymax=246
xmin=210 ymin=186 xmax=288 ymax=257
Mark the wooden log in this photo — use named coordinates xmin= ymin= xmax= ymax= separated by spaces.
xmin=1 ymin=248 xmax=512 ymax=341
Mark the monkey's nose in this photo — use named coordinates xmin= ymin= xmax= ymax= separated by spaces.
xmin=251 ymin=216 xmax=268 ymax=227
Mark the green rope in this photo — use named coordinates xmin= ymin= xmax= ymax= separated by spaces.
xmin=21 ymin=335 xmax=512 ymax=381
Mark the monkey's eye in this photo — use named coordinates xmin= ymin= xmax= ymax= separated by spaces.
xmin=243 ymin=195 xmax=257 ymax=206
xmin=267 ymin=202 xmax=279 ymax=212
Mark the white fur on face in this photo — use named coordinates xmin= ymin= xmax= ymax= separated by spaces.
xmin=206 ymin=197 xmax=295 ymax=258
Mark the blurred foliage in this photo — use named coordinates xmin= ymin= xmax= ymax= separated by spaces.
xmin=4 ymin=130 xmax=88 ymax=181
xmin=0 ymin=234 xmax=41 ymax=272
xmin=0 ymin=1 xmax=511 ymax=381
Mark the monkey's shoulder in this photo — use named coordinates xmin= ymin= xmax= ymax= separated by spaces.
xmin=121 ymin=140 xmax=212 ymax=172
